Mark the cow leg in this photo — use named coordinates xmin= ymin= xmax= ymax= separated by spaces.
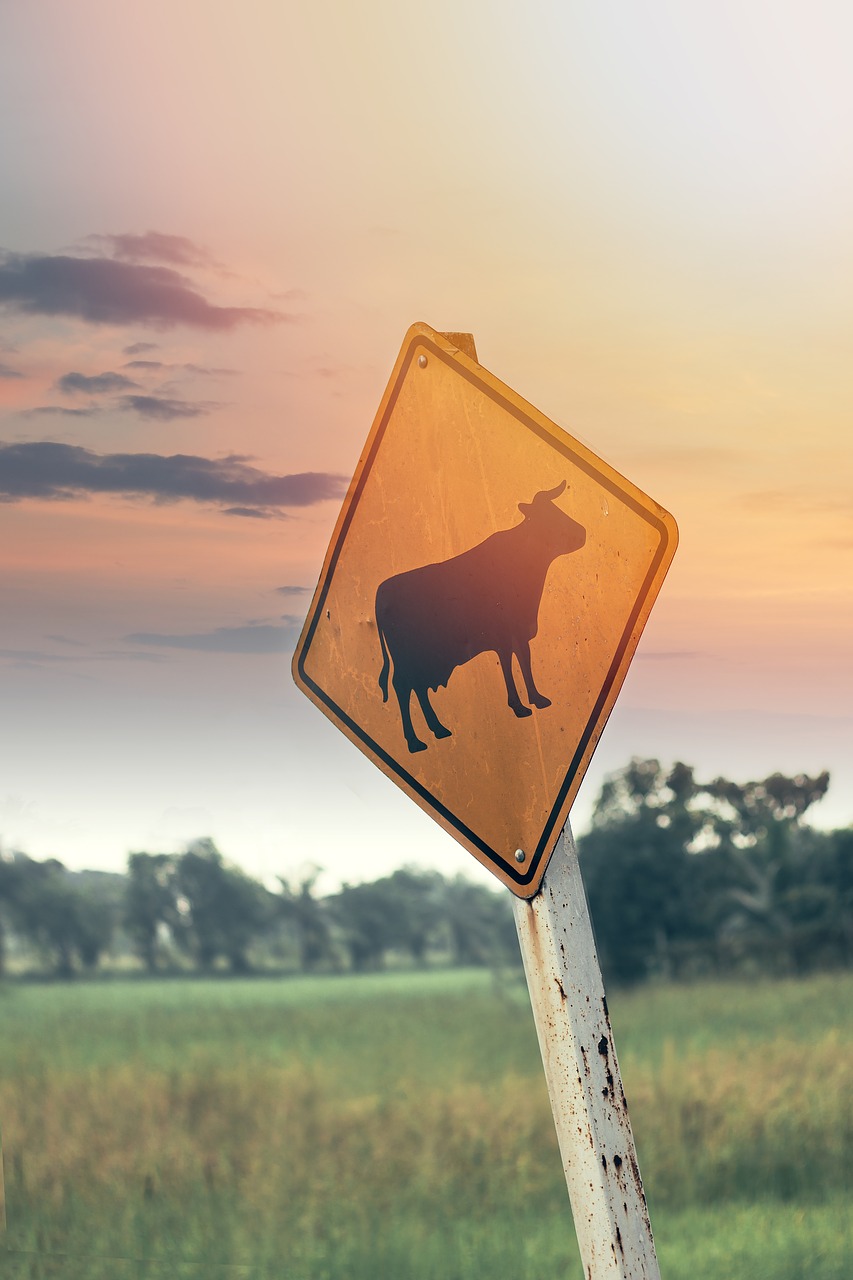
xmin=415 ymin=687 xmax=452 ymax=740
xmin=392 ymin=672 xmax=428 ymax=752
xmin=517 ymin=639 xmax=551 ymax=709
xmin=498 ymin=648 xmax=532 ymax=717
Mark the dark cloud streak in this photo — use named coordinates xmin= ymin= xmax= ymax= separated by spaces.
xmin=118 ymin=394 xmax=216 ymax=421
xmin=0 ymin=645 xmax=165 ymax=667
xmin=0 ymin=251 xmax=282 ymax=330
xmin=0 ymin=441 xmax=348 ymax=512
xmin=25 ymin=405 xmax=100 ymax=418
xmin=57 ymin=371 xmax=139 ymax=395
xmin=126 ymin=622 xmax=300 ymax=654
xmin=94 ymin=232 xmax=219 ymax=268
xmin=123 ymin=360 xmax=239 ymax=377
xmin=123 ymin=342 xmax=159 ymax=355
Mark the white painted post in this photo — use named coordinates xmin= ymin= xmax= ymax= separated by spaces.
xmin=512 ymin=822 xmax=661 ymax=1279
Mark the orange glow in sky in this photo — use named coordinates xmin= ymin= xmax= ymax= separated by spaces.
xmin=1 ymin=0 xmax=851 ymax=881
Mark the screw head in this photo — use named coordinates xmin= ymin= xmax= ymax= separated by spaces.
xmin=514 ymin=848 xmax=525 ymax=863
xmin=417 ymin=354 xmax=428 ymax=368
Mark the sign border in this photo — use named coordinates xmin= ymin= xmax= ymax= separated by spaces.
xmin=292 ymin=323 xmax=678 ymax=897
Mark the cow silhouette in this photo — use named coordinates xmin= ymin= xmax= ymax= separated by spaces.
xmin=375 ymin=480 xmax=586 ymax=753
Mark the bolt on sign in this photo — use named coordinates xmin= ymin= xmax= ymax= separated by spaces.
xmin=293 ymin=323 xmax=678 ymax=897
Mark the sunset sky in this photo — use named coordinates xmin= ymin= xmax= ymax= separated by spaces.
xmin=2 ymin=0 xmax=852 ymax=889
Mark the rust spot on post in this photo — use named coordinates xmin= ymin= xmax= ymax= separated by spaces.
xmin=629 ymin=1150 xmax=644 ymax=1197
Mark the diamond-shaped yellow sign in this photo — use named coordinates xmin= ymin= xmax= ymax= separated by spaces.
xmin=293 ymin=323 xmax=678 ymax=896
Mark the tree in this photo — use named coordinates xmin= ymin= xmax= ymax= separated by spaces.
xmin=816 ymin=827 xmax=853 ymax=966
xmin=173 ymin=839 xmax=273 ymax=972
xmin=276 ymin=867 xmax=335 ymax=971
xmin=579 ymin=759 xmax=833 ymax=983
xmin=328 ymin=868 xmax=464 ymax=971
xmin=65 ymin=870 xmax=123 ymax=969
xmin=0 ymin=847 xmax=21 ymax=977
xmin=328 ymin=878 xmax=400 ymax=971
xmin=382 ymin=867 xmax=446 ymax=965
xmin=4 ymin=855 xmax=117 ymax=977
xmin=125 ymin=852 xmax=181 ymax=971
xmin=441 ymin=875 xmax=517 ymax=968
xmin=580 ymin=759 xmax=726 ymax=982
xmin=704 ymin=771 xmax=832 ymax=973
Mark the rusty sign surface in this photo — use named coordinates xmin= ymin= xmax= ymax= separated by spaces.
xmin=292 ymin=323 xmax=678 ymax=896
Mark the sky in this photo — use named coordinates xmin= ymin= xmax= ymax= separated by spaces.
xmin=1 ymin=0 xmax=851 ymax=890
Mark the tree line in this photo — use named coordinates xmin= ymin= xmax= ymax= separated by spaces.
xmin=0 ymin=837 xmax=516 ymax=979
xmin=0 ymin=760 xmax=850 ymax=983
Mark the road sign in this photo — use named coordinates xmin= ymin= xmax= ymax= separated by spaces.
xmin=292 ymin=323 xmax=678 ymax=897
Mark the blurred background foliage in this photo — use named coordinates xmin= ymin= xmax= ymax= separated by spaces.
xmin=0 ymin=758 xmax=849 ymax=986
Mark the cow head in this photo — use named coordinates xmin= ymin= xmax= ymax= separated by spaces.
xmin=518 ymin=481 xmax=586 ymax=555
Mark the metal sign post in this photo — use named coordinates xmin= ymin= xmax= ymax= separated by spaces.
xmin=513 ymin=822 xmax=660 ymax=1279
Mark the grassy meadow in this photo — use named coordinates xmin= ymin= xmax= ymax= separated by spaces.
xmin=0 ymin=968 xmax=851 ymax=1278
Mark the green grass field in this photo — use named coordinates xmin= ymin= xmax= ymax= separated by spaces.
xmin=1 ymin=968 xmax=851 ymax=1278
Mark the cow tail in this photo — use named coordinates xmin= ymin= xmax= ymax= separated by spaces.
xmin=377 ymin=612 xmax=390 ymax=702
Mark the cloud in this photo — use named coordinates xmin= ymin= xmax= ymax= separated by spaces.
xmin=25 ymin=405 xmax=100 ymax=418
xmin=93 ymin=231 xmax=219 ymax=269
xmin=0 ymin=644 xmax=164 ymax=667
xmin=56 ymin=370 xmax=139 ymax=395
xmin=0 ymin=251 xmax=283 ymax=330
xmin=122 ymin=360 xmax=239 ymax=377
xmin=276 ymin=585 xmax=311 ymax=596
xmin=183 ymin=364 xmax=239 ymax=377
xmin=223 ymin=506 xmax=276 ymax=519
xmin=0 ymin=361 xmax=23 ymax=379
xmin=123 ymin=342 xmax=159 ymax=355
xmin=118 ymin=394 xmax=216 ymax=421
xmin=0 ymin=647 xmax=71 ymax=665
xmin=126 ymin=621 xmax=300 ymax=654
xmin=0 ymin=441 xmax=348 ymax=512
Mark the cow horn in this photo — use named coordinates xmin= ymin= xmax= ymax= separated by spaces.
xmin=536 ymin=479 xmax=567 ymax=503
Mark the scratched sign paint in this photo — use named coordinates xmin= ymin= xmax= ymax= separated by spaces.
xmin=292 ymin=323 xmax=678 ymax=896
